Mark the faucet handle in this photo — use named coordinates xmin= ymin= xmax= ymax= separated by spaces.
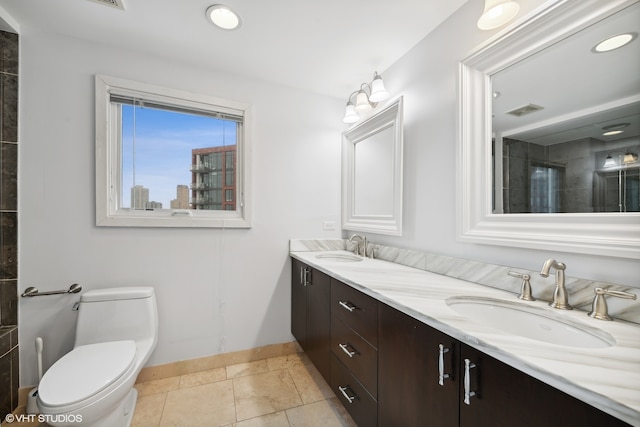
xmin=508 ymin=271 xmax=535 ymax=301
xmin=588 ymin=287 xmax=637 ymax=321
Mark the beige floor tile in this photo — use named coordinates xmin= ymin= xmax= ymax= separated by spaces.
xmin=266 ymin=353 xmax=307 ymax=371
xmin=231 ymin=411 xmax=290 ymax=427
xmin=132 ymin=392 xmax=167 ymax=427
xmin=288 ymin=362 xmax=334 ymax=404
xmin=227 ymin=360 xmax=270 ymax=379
xmin=285 ymin=399 xmax=355 ymax=427
xmin=233 ymin=369 xmax=303 ymax=421
xmin=180 ymin=367 xmax=227 ymax=388
xmin=326 ymin=397 xmax=357 ymax=427
xmin=159 ymin=380 xmax=236 ymax=427
xmin=135 ymin=377 xmax=181 ymax=397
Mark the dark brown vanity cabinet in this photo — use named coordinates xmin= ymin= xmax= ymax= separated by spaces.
xmin=378 ymin=302 xmax=459 ymax=427
xmin=290 ymin=260 xmax=632 ymax=427
xmin=378 ymin=302 xmax=631 ymax=427
xmin=290 ymin=258 xmax=331 ymax=382
xmin=459 ymin=344 xmax=631 ymax=427
xmin=330 ymin=279 xmax=379 ymax=427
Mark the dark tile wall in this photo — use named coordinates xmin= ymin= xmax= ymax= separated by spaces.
xmin=0 ymin=30 xmax=19 ymax=419
xmin=502 ymin=137 xmax=605 ymax=213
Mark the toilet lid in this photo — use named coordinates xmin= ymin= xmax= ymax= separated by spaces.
xmin=39 ymin=340 xmax=136 ymax=407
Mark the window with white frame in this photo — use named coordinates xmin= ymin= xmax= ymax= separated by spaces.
xmin=95 ymin=75 xmax=251 ymax=227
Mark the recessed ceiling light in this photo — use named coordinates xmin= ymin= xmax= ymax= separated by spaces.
xmin=206 ymin=4 xmax=241 ymax=30
xmin=602 ymin=130 xmax=624 ymax=136
xmin=592 ymin=32 xmax=637 ymax=53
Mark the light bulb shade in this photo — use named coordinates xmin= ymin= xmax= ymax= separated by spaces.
xmin=623 ymin=153 xmax=639 ymax=164
xmin=354 ymin=91 xmax=372 ymax=113
xmin=603 ymin=155 xmax=617 ymax=167
xmin=343 ymin=104 xmax=359 ymax=124
xmin=369 ymin=74 xmax=390 ymax=103
xmin=477 ymin=0 xmax=520 ymax=30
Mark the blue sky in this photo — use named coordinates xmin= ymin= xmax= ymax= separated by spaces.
xmin=121 ymin=105 xmax=237 ymax=208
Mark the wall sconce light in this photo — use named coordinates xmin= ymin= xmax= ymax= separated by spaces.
xmin=603 ymin=151 xmax=639 ymax=167
xmin=477 ymin=0 xmax=520 ymax=30
xmin=343 ymin=72 xmax=390 ymax=124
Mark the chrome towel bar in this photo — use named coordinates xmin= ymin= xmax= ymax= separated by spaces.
xmin=21 ymin=284 xmax=82 ymax=297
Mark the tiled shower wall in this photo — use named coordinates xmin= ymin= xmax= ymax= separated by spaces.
xmin=0 ymin=30 xmax=19 ymax=419
xmin=503 ymin=137 xmax=607 ymax=213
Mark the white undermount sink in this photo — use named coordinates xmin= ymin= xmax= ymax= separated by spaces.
xmin=446 ymin=296 xmax=615 ymax=349
xmin=315 ymin=253 xmax=363 ymax=262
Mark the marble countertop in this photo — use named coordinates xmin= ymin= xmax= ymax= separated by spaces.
xmin=290 ymin=250 xmax=640 ymax=426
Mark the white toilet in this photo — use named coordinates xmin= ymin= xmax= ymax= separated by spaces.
xmin=37 ymin=287 xmax=158 ymax=427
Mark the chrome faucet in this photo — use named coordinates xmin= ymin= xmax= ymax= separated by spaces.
xmin=539 ymin=259 xmax=572 ymax=310
xmin=348 ymin=234 xmax=367 ymax=257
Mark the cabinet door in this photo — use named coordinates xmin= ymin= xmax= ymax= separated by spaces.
xmin=460 ymin=344 xmax=631 ymax=427
xmin=306 ymin=267 xmax=331 ymax=383
xmin=291 ymin=258 xmax=307 ymax=347
xmin=378 ymin=303 xmax=459 ymax=427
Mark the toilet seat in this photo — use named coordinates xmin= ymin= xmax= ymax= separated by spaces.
xmin=39 ymin=340 xmax=136 ymax=407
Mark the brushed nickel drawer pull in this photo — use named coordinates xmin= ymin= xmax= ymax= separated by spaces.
xmin=338 ymin=385 xmax=358 ymax=404
xmin=339 ymin=300 xmax=357 ymax=312
xmin=438 ymin=344 xmax=450 ymax=385
xmin=338 ymin=343 xmax=357 ymax=358
xmin=463 ymin=358 xmax=477 ymax=405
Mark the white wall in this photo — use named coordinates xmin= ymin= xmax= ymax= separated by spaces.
xmin=18 ymin=29 xmax=343 ymax=386
xmin=365 ymin=0 xmax=640 ymax=286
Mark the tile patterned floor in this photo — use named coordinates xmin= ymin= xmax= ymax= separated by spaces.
xmin=137 ymin=352 xmax=357 ymax=426
xmin=3 ymin=352 xmax=357 ymax=427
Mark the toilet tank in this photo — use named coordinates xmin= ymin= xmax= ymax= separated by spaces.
xmin=74 ymin=287 xmax=158 ymax=348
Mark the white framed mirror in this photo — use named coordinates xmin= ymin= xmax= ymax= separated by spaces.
xmin=342 ymin=97 xmax=403 ymax=235
xmin=457 ymin=0 xmax=640 ymax=259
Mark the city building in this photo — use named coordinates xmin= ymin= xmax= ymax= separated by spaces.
xmin=190 ymin=145 xmax=236 ymax=210
xmin=170 ymin=185 xmax=190 ymax=209
xmin=131 ymin=185 xmax=149 ymax=209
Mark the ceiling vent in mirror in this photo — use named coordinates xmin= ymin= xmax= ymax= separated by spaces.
xmin=506 ymin=104 xmax=544 ymax=117
xmin=88 ymin=0 xmax=125 ymax=10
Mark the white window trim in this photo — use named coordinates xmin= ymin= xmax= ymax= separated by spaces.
xmin=95 ymin=74 xmax=252 ymax=228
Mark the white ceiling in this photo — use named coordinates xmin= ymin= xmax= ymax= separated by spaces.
xmin=0 ymin=0 xmax=468 ymax=99
xmin=492 ymin=1 xmax=640 ymax=145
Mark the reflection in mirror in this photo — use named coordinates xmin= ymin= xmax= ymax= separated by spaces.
xmin=354 ymin=126 xmax=394 ymax=215
xmin=491 ymin=2 xmax=640 ymax=214
xmin=342 ymin=97 xmax=403 ymax=236
xmin=457 ymin=0 xmax=640 ymax=258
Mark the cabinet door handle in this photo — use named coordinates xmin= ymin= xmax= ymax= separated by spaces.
xmin=338 ymin=300 xmax=357 ymax=312
xmin=300 ymin=267 xmax=305 ymax=286
xmin=438 ymin=344 xmax=451 ymax=385
xmin=339 ymin=343 xmax=357 ymax=358
xmin=463 ymin=358 xmax=477 ymax=405
xmin=338 ymin=385 xmax=358 ymax=404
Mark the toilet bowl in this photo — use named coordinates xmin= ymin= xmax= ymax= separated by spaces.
xmin=37 ymin=287 xmax=158 ymax=427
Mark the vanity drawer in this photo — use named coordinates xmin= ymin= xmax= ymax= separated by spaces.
xmin=331 ymin=353 xmax=377 ymax=427
xmin=331 ymin=279 xmax=378 ymax=347
xmin=331 ymin=316 xmax=378 ymax=398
